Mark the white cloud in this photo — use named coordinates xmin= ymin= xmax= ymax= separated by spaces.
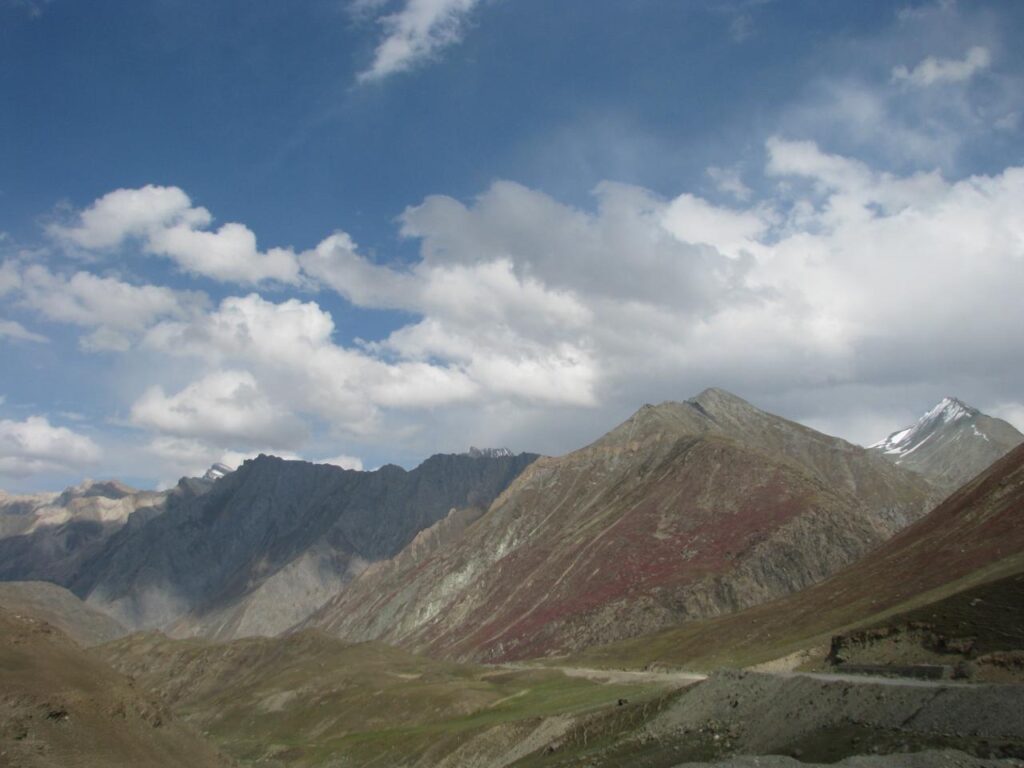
xmin=0 ymin=319 xmax=47 ymax=343
xmin=131 ymin=370 xmax=308 ymax=449
xmin=20 ymin=142 xmax=1024 ymax=475
xmin=706 ymin=165 xmax=752 ymax=202
xmin=0 ymin=415 xmax=101 ymax=477
xmin=16 ymin=265 xmax=204 ymax=351
xmin=358 ymin=0 xmax=481 ymax=82
xmin=303 ymin=138 xmax=1024 ymax=453
xmin=141 ymin=293 xmax=486 ymax=442
xmin=145 ymin=435 xmax=302 ymax=487
xmin=50 ymin=185 xmax=301 ymax=285
xmin=661 ymin=193 xmax=768 ymax=258
xmin=317 ymin=454 xmax=364 ymax=471
xmin=892 ymin=46 xmax=992 ymax=87
xmin=49 ymin=185 xmax=208 ymax=250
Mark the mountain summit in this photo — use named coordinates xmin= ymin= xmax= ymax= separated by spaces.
xmin=309 ymin=389 xmax=934 ymax=661
xmin=870 ymin=397 xmax=1023 ymax=490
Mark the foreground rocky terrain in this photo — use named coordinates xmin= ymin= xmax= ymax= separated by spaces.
xmin=308 ymin=389 xmax=934 ymax=661
xmin=507 ymin=670 xmax=1024 ymax=767
xmin=0 ymin=607 xmax=233 ymax=768
xmin=0 ymin=581 xmax=126 ymax=646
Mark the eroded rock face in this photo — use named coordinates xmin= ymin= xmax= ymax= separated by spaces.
xmin=308 ymin=389 xmax=935 ymax=661
xmin=68 ymin=451 xmax=538 ymax=636
xmin=0 ymin=478 xmax=208 ymax=587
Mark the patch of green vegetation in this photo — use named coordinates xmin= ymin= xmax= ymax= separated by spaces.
xmin=571 ymin=553 xmax=1024 ymax=673
xmin=100 ymin=631 xmax=673 ymax=767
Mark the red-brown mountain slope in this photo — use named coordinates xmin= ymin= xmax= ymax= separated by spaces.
xmin=307 ymin=389 xmax=934 ymax=661
xmin=578 ymin=441 xmax=1024 ymax=671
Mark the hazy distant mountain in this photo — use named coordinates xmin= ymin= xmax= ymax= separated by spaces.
xmin=307 ymin=388 xmax=935 ymax=661
xmin=0 ymin=475 xmax=215 ymax=586
xmin=69 ymin=451 xmax=537 ymax=638
xmin=870 ymin=397 xmax=1023 ymax=490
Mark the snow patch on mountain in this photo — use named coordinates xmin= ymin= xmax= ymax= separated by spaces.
xmin=870 ymin=397 xmax=977 ymax=459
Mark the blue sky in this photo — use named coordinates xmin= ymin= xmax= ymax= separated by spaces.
xmin=2 ymin=0 xmax=1023 ymax=490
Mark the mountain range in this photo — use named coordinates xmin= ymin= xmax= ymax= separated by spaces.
xmin=306 ymin=388 xmax=937 ymax=660
xmin=68 ymin=451 xmax=537 ymax=637
xmin=2 ymin=389 xmax=1024 ymax=767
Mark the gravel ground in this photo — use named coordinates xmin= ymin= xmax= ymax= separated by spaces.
xmin=673 ymin=749 xmax=1023 ymax=767
xmin=635 ymin=670 xmax=1024 ymax=764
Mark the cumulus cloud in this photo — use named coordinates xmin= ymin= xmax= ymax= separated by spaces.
xmin=892 ymin=46 xmax=992 ymax=87
xmin=317 ymin=454 xmax=365 ymax=471
xmin=50 ymin=185 xmax=301 ymax=284
xmin=358 ymin=0 xmax=481 ymax=82
xmin=19 ymin=137 xmax=1024 ymax=469
xmin=145 ymin=435 xmax=303 ymax=487
xmin=0 ymin=416 xmax=101 ymax=477
xmin=141 ymin=293 xmax=485 ymax=445
xmin=15 ymin=264 xmax=205 ymax=351
xmin=303 ymin=138 xmax=1024 ymax=452
xmin=131 ymin=370 xmax=308 ymax=450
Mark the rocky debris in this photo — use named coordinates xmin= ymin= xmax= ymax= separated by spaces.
xmin=672 ymin=750 xmax=1023 ymax=767
xmin=641 ymin=670 xmax=1024 ymax=763
xmin=824 ymin=571 xmax=1024 ymax=682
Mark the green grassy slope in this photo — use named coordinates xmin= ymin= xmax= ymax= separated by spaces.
xmin=97 ymin=630 xmax=670 ymax=766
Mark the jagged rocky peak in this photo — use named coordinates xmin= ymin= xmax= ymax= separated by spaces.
xmin=56 ymin=478 xmax=137 ymax=504
xmin=871 ymin=396 xmax=978 ymax=457
xmin=465 ymin=447 xmax=515 ymax=459
xmin=203 ymin=462 xmax=233 ymax=482
xmin=870 ymin=396 xmax=1024 ymax=490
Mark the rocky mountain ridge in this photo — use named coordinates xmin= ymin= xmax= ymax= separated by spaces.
xmin=869 ymin=396 xmax=1023 ymax=490
xmin=306 ymin=388 xmax=935 ymax=661
xmin=0 ymin=473 xmax=217 ymax=587
xmin=66 ymin=451 xmax=538 ymax=638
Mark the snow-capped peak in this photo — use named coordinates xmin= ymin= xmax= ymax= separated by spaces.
xmin=923 ymin=396 xmax=975 ymax=426
xmin=869 ymin=397 xmax=979 ymax=459
xmin=465 ymin=447 xmax=515 ymax=459
xmin=203 ymin=462 xmax=233 ymax=482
